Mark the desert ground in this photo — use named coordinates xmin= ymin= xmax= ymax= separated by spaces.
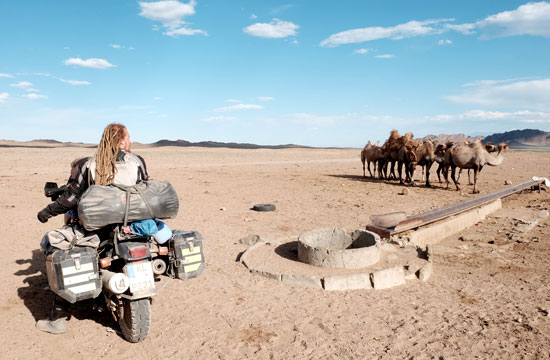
xmin=1 ymin=143 xmax=549 ymax=359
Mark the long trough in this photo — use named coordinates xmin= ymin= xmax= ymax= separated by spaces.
xmin=366 ymin=178 xmax=546 ymax=239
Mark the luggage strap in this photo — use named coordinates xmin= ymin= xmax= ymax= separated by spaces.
xmin=111 ymin=183 xmax=155 ymax=227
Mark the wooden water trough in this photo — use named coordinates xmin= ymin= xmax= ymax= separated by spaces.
xmin=366 ymin=178 xmax=546 ymax=244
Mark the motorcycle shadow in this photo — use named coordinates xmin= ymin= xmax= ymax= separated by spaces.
xmin=15 ymin=249 xmax=118 ymax=333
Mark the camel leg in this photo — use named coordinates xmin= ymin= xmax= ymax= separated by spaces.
xmin=408 ymin=164 xmax=416 ymax=186
xmin=468 ymin=169 xmax=473 ymax=185
xmin=391 ymin=160 xmax=397 ymax=180
xmin=456 ymin=169 xmax=462 ymax=185
xmin=367 ymin=161 xmax=372 ymax=177
xmin=472 ymin=167 xmax=480 ymax=194
xmin=436 ymin=163 xmax=442 ymax=183
xmin=425 ymin=161 xmax=433 ymax=188
xmin=379 ymin=159 xmax=387 ymax=180
xmin=398 ymin=160 xmax=404 ymax=184
xmin=451 ymin=166 xmax=460 ymax=191
xmin=443 ymin=164 xmax=450 ymax=189
xmin=362 ymin=160 xmax=365 ymax=177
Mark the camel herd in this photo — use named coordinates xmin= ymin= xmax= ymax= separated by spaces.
xmin=360 ymin=129 xmax=509 ymax=194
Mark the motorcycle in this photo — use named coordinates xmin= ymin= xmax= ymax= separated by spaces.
xmin=41 ymin=182 xmax=204 ymax=342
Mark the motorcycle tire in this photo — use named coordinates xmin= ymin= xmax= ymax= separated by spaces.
xmin=119 ymin=298 xmax=152 ymax=343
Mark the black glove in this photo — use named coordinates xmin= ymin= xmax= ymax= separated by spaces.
xmin=37 ymin=207 xmax=53 ymax=223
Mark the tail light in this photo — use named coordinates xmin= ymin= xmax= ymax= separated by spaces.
xmin=158 ymin=246 xmax=168 ymax=256
xmin=129 ymin=245 xmax=148 ymax=258
xmin=100 ymin=257 xmax=112 ymax=268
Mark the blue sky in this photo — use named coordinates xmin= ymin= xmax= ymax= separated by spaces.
xmin=1 ymin=1 xmax=549 ymax=147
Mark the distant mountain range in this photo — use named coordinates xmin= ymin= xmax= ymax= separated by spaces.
xmin=148 ymin=139 xmax=313 ymax=149
xmin=1 ymin=129 xmax=549 ymax=149
xmin=484 ymin=129 xmax=550 ymax=148
xmin=423 ymin=129 xmax=550 ymax=149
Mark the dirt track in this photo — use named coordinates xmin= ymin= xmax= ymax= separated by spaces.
xmin=1 ymin=145 xmax=549 ymax=359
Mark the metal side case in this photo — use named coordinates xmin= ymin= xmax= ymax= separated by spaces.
xmin=170 ymin=230 xmax=205 ymax=280
xmin=45 ymin=247 xmax=102 ymax=303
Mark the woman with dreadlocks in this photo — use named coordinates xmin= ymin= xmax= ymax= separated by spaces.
xmin=37 ymin=123 xmax=148 ymax=223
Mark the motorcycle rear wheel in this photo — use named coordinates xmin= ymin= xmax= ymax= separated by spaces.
xmin=118 ymin=298 xmax=151 ymax=343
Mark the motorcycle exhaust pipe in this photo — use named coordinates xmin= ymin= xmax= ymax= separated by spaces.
xmin=101 ymin=269 xmax=129 ymax=294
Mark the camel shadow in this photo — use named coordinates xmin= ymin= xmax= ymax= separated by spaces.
xmin=327 ymin=174 xmax=452 ymax=191
xmin=15 ymin=249 xmax=118 ymax=333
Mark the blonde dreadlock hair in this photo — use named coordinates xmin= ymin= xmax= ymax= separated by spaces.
xmin=94 ymin=123 xmax=127 ymax=186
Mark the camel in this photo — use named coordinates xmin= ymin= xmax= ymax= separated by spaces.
xmin=448 ymin=140 xmax=509 ymax=193
xmin=413 ymin=139 xmax=436 ymax=187
xmin=436 ymin=141 xmax=498 ymax=186
xmin=382 ymin=130 xmax=414 ymax=180
xmin=360 ymin=141 xmax=384 ymax=177
xmin=380 ymin=130 xmax=401 ymax=180
xmin=397 ymin=140 xmax=418 ymax=184
xmin=455 ymin=142 xmax=498 ymax=185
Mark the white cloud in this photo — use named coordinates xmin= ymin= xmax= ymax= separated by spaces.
xmin=250 ymin=14 xmax=257 ymax=20
xmin=445 ymin=23 xmax=477 ymax=35
xmin=138 ymin=0 xmax=207 ymax=37
xmin=201 ymin=115 xmax=237 ymax=122
xmin=26 ymin=88 xmax=40 ymax=93
xmin=0 ymin=92 xmax=8 ymax=103
xmin=225 ymin=99 xmax=241 ymax=103
xmin=427 ymin=109 xmax=550 ymax=124
xmin=59 ymin=78 xmax=91 ymax=86
xmin=0 ymin=73 xmax=14 ymax=78
xmin=153 ymin=96 xmax=163 ymax=100
xmin=320 ymin=19 xmax=452 ymax=47
xmin=438 ymin=39 xmax=453 ymax=45
xmin=258 ymin=96 xmax=274 ymax=101
xmin=478 ymin=1 xmax=550 ymax=38
xmin=64 ymin=57 xmax=114 ymax=69
xmin=447 ymin=2 xmax=550 ymax=39
xmin=446 ymin=78 xmax=550 ymax=110
xmin=10 ymin=81 xmax=33 ymax=89
xmin=110 ymin=44 xmax=121 ymax=49
xmin=24 ymin=93 xmax=48 ymax=100
xmin=376 ymin=54 xmax=395 ymax=58
xmin=244 ymin=18 xmax=299 ymax=38
xmin=353 ymin=48 xmax=368 ymax=54
xmin=214 ymin=103 xmax=263 ymax=112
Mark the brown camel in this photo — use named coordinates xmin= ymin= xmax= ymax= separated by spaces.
xmin=414 ymin=139 xmax=436 ymax=187
xmin=382 ymin=130 xmax=413 ymax=180
xmin=380 ymin=129 xmax=401 ymax=179
xmin=360 ymin=141 xmax=384 ymax=177
xmin=448 ymin=140 xmax=509 ymax=193
xmin=397 ymin=140 xmax=418 ymax=184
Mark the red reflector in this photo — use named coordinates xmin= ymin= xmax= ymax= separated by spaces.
xmin=100 ymin=257 xmax=111 ymax=268
xmin=158 ymin=246 xmax=168 ymax=256
xmin=129 ymin=246 xmax=148 ymax=258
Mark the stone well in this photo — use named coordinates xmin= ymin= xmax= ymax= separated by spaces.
xmin=298 ymin=228 xmax=381 ymax=269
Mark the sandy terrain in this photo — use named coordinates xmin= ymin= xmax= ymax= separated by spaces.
xmin=1 ymin=144 xmax=549 ymax=359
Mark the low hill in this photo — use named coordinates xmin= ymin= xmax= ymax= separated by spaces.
xmin=484 ymin=129 xmax=550 ymax=148
xmin=150 ymin=139 xmax=313 ymax=150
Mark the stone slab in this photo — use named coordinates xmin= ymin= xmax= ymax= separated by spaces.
xmin=418 ymin=262 xmax=433 ymax=282
xmin=281 ymin=273 xmax=323 ymax=289
xmin=323 ymin=273 xmax=372 ymax=291
xmin=250 ymin=268 xmax=282 ymax=281
xmin=371 ymin=266 xmax=405 ymax=290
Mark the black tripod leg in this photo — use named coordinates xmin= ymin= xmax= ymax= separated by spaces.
xmin=49 ymin=294 xmax=58 ymax=320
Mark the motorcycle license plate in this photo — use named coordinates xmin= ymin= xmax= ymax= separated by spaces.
xmin=125 ymin=261 xmax=155 ymax=294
